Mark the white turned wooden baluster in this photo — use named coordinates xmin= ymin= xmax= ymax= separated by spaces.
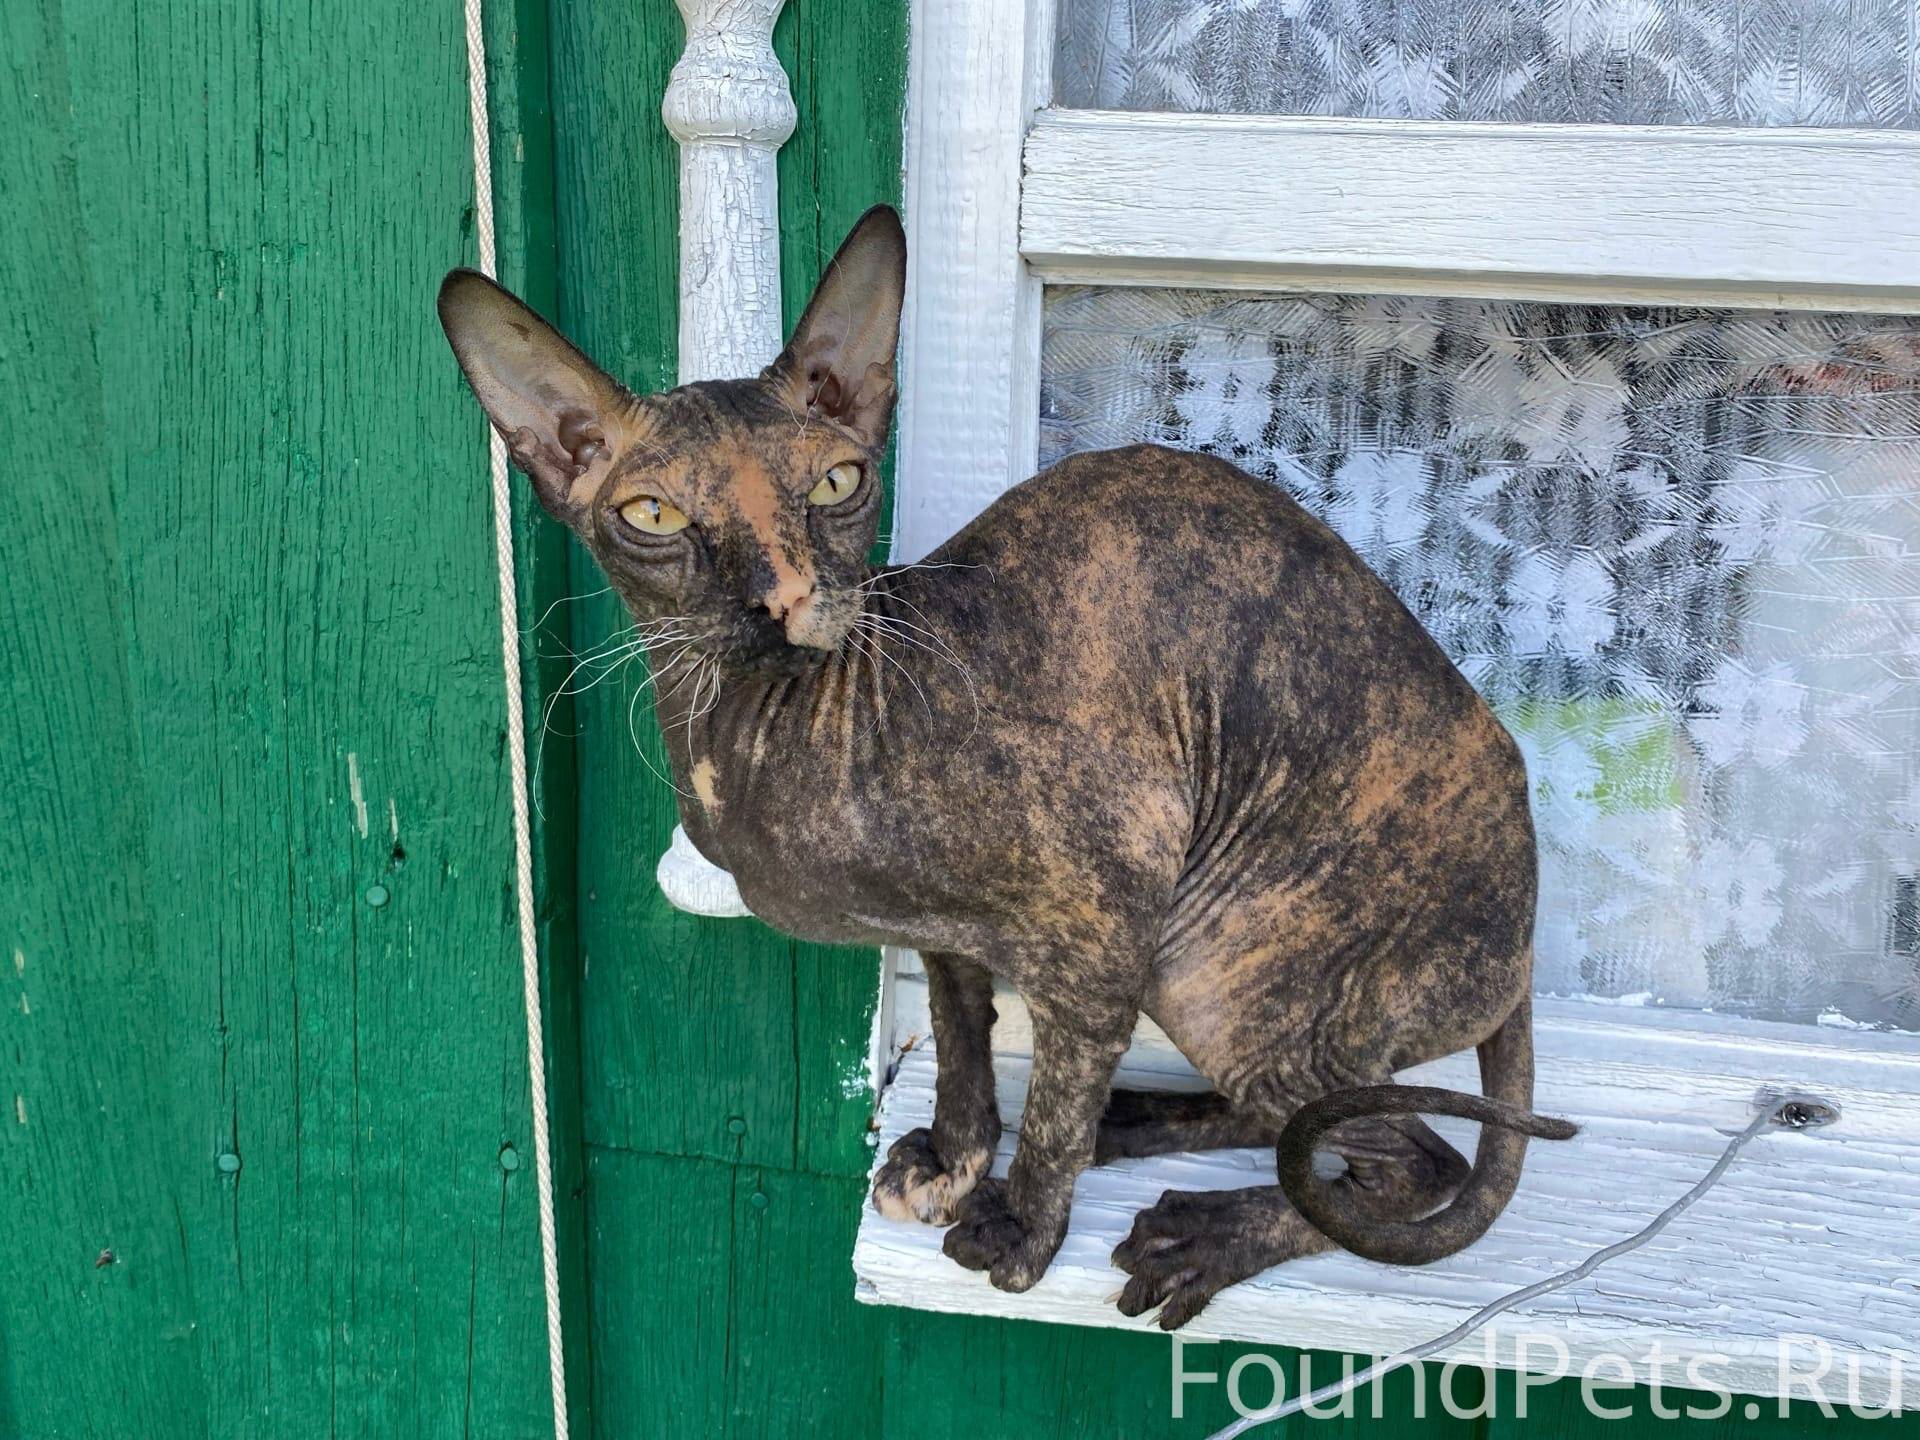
xmin=662 ymin=0 xmax=797 ymax=384
xmin=655 ymin=0 xmax=793 ymax=916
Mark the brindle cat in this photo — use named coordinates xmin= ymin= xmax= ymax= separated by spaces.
xmin=438 ymin=207 xmax=1575 ymax=1328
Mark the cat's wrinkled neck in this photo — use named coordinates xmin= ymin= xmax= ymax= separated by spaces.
xmin=641 ymin=572 xmax=958 ymax=858
xmin=643 ymin=606 xmax=863 ymax=848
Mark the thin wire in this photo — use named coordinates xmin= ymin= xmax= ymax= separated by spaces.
xmin=462 ymin=2 xmax=570 ymax=1435
xmin=1205 ymin=1094 xmax=1821 ymax=1440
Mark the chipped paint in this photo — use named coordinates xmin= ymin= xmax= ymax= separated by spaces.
xmin=857 ymin=1019 xmax=1920 ymax=1407
xmin=839 ymin=1052 xmax=873 ymax=1100
xmin=347 ymin=752 xmax=369 ymax=838
xmin=388 ymin=796 xmax=400 ymax=841
xmin=14 ymin=1094 xmax=25 ymax=1127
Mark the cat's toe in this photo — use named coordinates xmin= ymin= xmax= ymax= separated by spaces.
xmin=1111 ymin=1187 xmax=1230 ymax=1270
xmin=1114 ymin=1225 xmax=1240 ymax=1329
xmin=871 ymin=1127 xmax=989 ymax=1226
xmin=1117 ymin=1245 xmax=1234 ymax=1330
xmin=941 ymin=1178 xmax=1062 ymax=1292
xmin=1112 ymin=1189 xmax=1265 ymax=1329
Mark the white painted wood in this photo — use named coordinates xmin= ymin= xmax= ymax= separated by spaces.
xmin=889 ymin=973 xmax=1920 ymax=1142
xmin=1022 ymin=112 xmax=1920 ymax=314
xmin=662 ymin=0 xmax=797 ymax=385
xmin=892 ymin=0 xmax=1056 ymax=562
xmin=654 ymin=824 xmax=752 ymax=917
xmin=856 ymin=1014 xmax=1920 ymax=1404
xmin=655 ymin=0 xmax=795 ymax=917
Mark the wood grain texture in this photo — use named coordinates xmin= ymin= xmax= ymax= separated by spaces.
xmin=1021 ymin=111 xmax=1920 ymax=313
xmin=485 ymin=0 xmax=597 ymax=1424
xmin=858 ymin=1033 xmax=1920 ymax=1403
xmin=1 ymin=0 xmax=570 ymax=1432
xmin=665 ymin=0 xmax=798 ymax=384
xmin=891 ymin=0 xmax=1054 ymax=562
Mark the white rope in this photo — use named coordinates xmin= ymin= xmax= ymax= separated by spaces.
xmin=461 ymin=3 xmax=570 ymax=1435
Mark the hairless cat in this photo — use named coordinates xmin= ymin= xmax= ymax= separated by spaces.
xmin=438 ymin=206 xmax=1575 ymax=1329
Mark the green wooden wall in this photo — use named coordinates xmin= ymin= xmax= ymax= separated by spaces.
xmin=0 ymin=0 xmax=578 ymax=1432
xmin=1 ymin=0 xmax=1911 ymax=1436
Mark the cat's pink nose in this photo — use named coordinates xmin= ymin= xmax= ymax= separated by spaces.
xmin=759 ymin=575 xmax=816 ymax=624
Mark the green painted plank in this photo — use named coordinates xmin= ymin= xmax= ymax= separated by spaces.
xmin=2 ymin=0 xmax=565 ymax=1432
xmin=725 ymin=1167 xmax=887 ymax=1437
xmin=789 ymin=935 xmax=886 ymax=1178
xmin=583 ymin=1148 xmax=738 ymax=1439
xmin=552 ymin=0 xmax=813 ymax=1173
xmin=1484 ymin=1367 xmax=1920 ymax=1437
xmin=774 ymin=0 xmax=910 ymax=335
xmin=877 ymin=1309 xmax=1483 ymax=1440
xmin=0 ymin=2 xmax=207 ymax=1430
xmin=584 ymin=1149 xmax=885 ymax=1440
xmin=480 ymin=0 xmax=596 ymax=1425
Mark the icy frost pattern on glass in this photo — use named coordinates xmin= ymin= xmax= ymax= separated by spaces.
xmin=1041 ymin=285 xmax=1920 ymax=1029
xmin=1055 ymin=0 xmax=1920 ymax=127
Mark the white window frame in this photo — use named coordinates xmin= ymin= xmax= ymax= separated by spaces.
xmin=858 ymin=0 xmax=1920 ymax=1405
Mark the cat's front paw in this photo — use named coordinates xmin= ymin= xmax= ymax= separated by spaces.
xmin=871 ymin=1127 xmax=990 ymax=1226
xmin=940 ymin=1177 xmax=1065 ymax=1292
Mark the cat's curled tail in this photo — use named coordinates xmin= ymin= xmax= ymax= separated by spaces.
xmin=1275 ymin=1000 xmax=1578 ymax=1265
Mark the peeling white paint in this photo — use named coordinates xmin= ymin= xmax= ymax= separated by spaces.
xmin=857 ymin=1007 xmax=1920 ymax=1407
xmin=663 ymin=0 xmax=796 ymax=384
xmin=839 ymin=1052 xmax=873 ymax=1101
xmin=893 ymin=0 xmax=1054 ymax=561
xmin=346 ymin=752 xmax=369 ymax=839
xmin=387 ymin=796 xmax=399 ymax=842
xmin=13 ymin=1094 xmax=25 ymax=1127
xmin=656 ymin=825 xmax=751 ymax=917
xmin=1819 ymin=1007 xmax=1875 ymax=1030
xmin=12 ymin=946 xmax=23 ymax=976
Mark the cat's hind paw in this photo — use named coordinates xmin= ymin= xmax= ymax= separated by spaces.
xmin=940 ymin=1177 xmax=1065 ymax=1293
xmin=1111 ymin=1186 xmax=1327 ymax=1330
xmin=871 ymin=1127 xmax=989 ymax=1226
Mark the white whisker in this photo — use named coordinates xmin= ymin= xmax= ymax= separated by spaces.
xmin=627 ymin=676 xmax=695 ymax=799
xmin=524 ymin=582 xmax=613 ymax=638
xmin=854 ymin=620 xmax=935 ymax=723
xmin=855 ymin=612 xmax=983 ymax=748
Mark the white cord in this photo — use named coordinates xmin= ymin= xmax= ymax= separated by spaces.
xmin=461 ymin=4 xmax=570 ymax=1435
xmin=1204 ymin=1093 xmax=1827 ymax=1440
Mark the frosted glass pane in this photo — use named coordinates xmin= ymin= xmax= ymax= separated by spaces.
xmin=1041 ymin=285 xmax=1920 ymax=1029
xmin=1055 ymin=0 xmax=1920 ymax=127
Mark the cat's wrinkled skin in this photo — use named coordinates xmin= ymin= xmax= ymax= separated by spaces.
xmin=438 ymin=207 xmax=1574 ymax=1328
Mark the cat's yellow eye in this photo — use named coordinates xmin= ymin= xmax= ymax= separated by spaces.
xmin=808 ymin=462 xmax=862 ymax=508
xmin=617 ymin=494 xmax=691 ymax=536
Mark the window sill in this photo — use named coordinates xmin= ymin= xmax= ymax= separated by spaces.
xmin=854 ymin=981 xmax=1919 ymax=1405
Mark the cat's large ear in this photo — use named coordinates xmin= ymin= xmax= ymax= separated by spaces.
xmin=767 ymin=205 xmax=905 ymax=449
xmin=437 ymin=269 xmax=629 ymax=525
